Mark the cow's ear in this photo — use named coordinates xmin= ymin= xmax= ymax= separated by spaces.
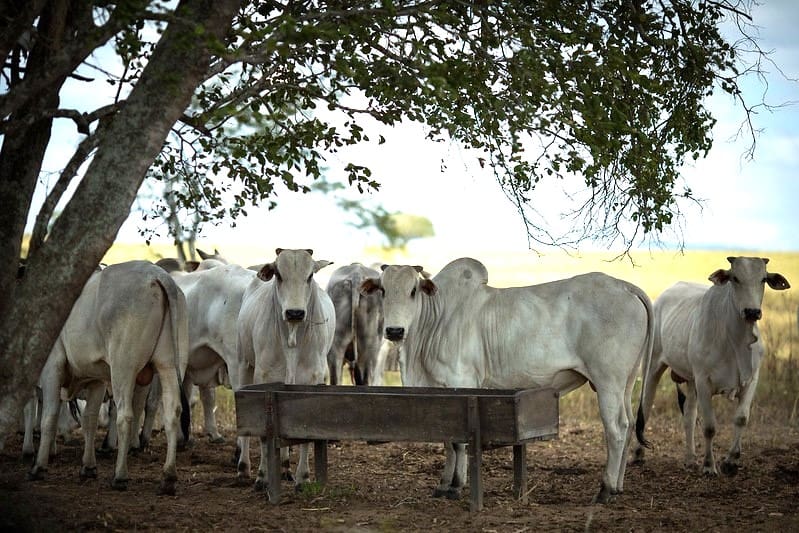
xmin=360 ymin=278 xmax=381 ymax=296
xmin=420 ymin=279 xmax=437 ymax=295
xmin=314 ymin=259 xmax=332 ymax=273
xmin=184 ymin=261 xmax=200 ymax=272
xmin=709 ymin=269 xmax=730 ymax=285
xmin=381 ymin=264 xmax=389 ymax=272
xmin=762 ymin=257 xmax=770 ymax=265
xmin=275 ymin=248 xmax=284 ymax=256
xmin=306 ymin=249 xmax=314 ymax=256
xmin=258 ymin=263 xmax=277 ymax=282
xmin=766 ymin=273 xmax=790 ymax=291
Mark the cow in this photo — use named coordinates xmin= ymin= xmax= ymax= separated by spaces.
xmin=237 ymin=248 xmax=335 ymax=491
xmin=325 ymin=263 xmax=386 ymax=385
xmin=130 ymin=252 xmax=237 ymax=449
xmin=360 ymin=258 xmax=654 ymax=503
xmin=633 ymin=256 xmax=790 ymax=476
xmin=154 ymin=262 xmax=259 ymax=447
xmin=27 ymin=260 xmax=190 ymax=495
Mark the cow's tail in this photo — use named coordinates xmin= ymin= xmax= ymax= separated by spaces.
xmin=633 ymin=284 xmax=655 ymax=450
xmin=156 ymin=275 xmax=191 ymax=443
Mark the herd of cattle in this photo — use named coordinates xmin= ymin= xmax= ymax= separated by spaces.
xmin=17 ymin=249 xmax=791 ymax=504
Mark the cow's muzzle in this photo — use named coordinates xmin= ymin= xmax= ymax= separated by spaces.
xmin=385 ymin=327 xmax=405 ymax=341
xmin=285 ymin=309 xmax=306 ymax=322
xmin=743 ymin=308 xmax=762 ymax=322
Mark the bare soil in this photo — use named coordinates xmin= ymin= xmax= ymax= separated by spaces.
xmin=2 ymin=416 xmax=799 ymax=532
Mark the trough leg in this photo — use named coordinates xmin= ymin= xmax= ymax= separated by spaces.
xmin=513 ymin=444 xmax=527 ymax=503
xmin=467 ymin=397 xmax=483 ymax=512
xmin=266 ymin=436 xmax=281 ymax=504
xmin=314 ymin=440 xmax=328 ymax=486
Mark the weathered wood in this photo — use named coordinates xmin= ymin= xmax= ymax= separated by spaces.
xmin=468 ymin=396 xmax=483 ymax=512
xmin=513 ymin=444 xmax=527 ymax=503
xmin=235 ymin=383 xmax=559 ymax=511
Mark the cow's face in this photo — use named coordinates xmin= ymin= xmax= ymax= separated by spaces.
xmin=709 ymin=256 xmax=790 ymax=323
xmin=258 ymin=248 xmax=331 ymax=323
xmin=361 ymin=265 xmax=436 ymax=343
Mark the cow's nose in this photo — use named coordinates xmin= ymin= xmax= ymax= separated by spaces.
xmin=385 ymin=327 xmax=405 ymax=341
xmin=743 ymin=308 xmax=762 ymax=322
xmin=286 ymin=309 xmax=305 ymax=322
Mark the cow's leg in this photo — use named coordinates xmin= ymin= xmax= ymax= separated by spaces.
xmin=594 ymin=387 xmax=629 ymax=503
xmin=293 ymin=443 xmax=311 ymax=490
xmin=632 ymin=359 xmax=668 ymax=463
xmin=721 ymin=369 xmax=759 ymax=476
xmin=231 ymin=360 xmax=254 ymax=479
xmin=153 ymin=363 xmax=183 ymax=496
xmin=616 ymin=369 xmax=639 ymax=492
xmin=110 ymin=376 xmax=136 ymax=490
xmin=79 ymin=382 xmax=106 ymax=480
xmin=326 ymin=334 xmax=349 ymax=386
xmin=128 ymin=384 xmax=149 ymax=451
xmin=695 ymin=379 xmax=718 ymax=476
xmin=28 ymin=375 xmax=61 ymax=480
xmin=433 ymin=442 xmax=460 ymax=498
xmin=200 ymin=385 xmax=224 ymax=443
xmin=22 ymin=390 xmax=38 ymax=460
xmin=680 ymin=383 xmax=699 ymax=469
xmin=139 ymin=374 xmax=162 ymax=450
xmin=178 ymin=374 xmax=194 ymax=447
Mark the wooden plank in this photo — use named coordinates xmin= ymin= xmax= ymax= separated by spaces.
xmin=275 ymin=391 xmax=472 ymax=442
xmin=314 ymin=440 xmax=328 ymax=485
xmin=468 ymin=396 xmax=483 ymax=512
xmin=234 ymin=388 xmax=269 ymax=437
xmin=514 ymin=388 xmax=559 ymax=442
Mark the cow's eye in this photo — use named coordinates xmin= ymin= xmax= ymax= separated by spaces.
xmin=411 ymin=287 xmax=417 ymax=298
xmin=731 ymin=276 xmax=739 ymax=284
xmin=307 ymin=274 xmax=313 ymax=284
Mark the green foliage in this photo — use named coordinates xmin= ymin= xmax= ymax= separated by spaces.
xmin=31 ymin=1 xmax=772 ymax=248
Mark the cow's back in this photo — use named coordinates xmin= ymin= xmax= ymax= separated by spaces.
xmin=410 ymin=269 xmax=650 ymax=392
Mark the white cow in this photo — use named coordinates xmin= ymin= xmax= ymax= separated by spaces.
xmin=360 ymin=258 xmax=654 ymax=503
xmin=326 ymin=263 xmax=386 ymax=385
xmin=237 ymin=249 xmax=335 ymax=491
xmin=634 ymin=256 xmax=790 ymax=475
xmin=27 ymin=261 xmax=189 ymax=495
xmin=163 ymin=263 xmax=258 ymax=446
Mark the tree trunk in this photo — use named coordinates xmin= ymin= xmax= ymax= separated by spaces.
xmin=0 ymin=0 xmax=242 ymax=448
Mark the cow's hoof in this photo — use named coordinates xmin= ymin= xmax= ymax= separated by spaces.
xmin=631 ymin=447 xmax=646 ymax=465
xmin=158 ymin=477 xmax=177 ymax=496
xmin=702 ymin=467 xmax=719 ymax=477
xmin=254 ymin=478 xmax=266 ymax=492
xmin=720 ymin=461 xmax=739 ymax=477
xmin=27 ymin=467 xmax=46 ymax=481
xmin=592 ymin=483 xmax=618 ymax=504
xmin=80 ymin=466 xmax=97 ymax=480
xmin=432 ymin=486 xmax=461 ymax=500
xmin=281 ymin=471 xmax=294 ymax=482
xmin=96 ymin=446 xmax=115 ymax=457
xmin=208 ymin=435 xmax=225 ymax=444
xmin=111 ymin=477 xmax=128 ymax=491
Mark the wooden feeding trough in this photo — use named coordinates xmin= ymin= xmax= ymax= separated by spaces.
xmin=235 ymin=383 xmax=559 ymax=511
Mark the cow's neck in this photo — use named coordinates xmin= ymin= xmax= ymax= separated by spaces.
xmin=402 ymin=290 xmax=447 ymax=386
xmin=707 ymin=284 xmax=760 ymax=388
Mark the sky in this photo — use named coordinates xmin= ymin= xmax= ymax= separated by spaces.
xmin=33 ymin=1 xmax=799 ymax=260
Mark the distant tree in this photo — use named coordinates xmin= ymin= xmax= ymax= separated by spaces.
xmin=0 ymin=1 xmax=783 ymax=443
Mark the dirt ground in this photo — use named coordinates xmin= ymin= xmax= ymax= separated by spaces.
xmin=2 ymin=414 xmax=799 ymax=532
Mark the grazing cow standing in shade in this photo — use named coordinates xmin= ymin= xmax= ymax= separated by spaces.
xmin=361 ymin=258 xmax=654 ymax=503
xmin=27 ymin=261 xmax=190 ymax=495
xmin=326 ymin=263 xmax=386 ymax=385
xmin=634 ymin=256 xmax=790 ymax=475
xmin=237 ymin=249 xmax=335 ymax=491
